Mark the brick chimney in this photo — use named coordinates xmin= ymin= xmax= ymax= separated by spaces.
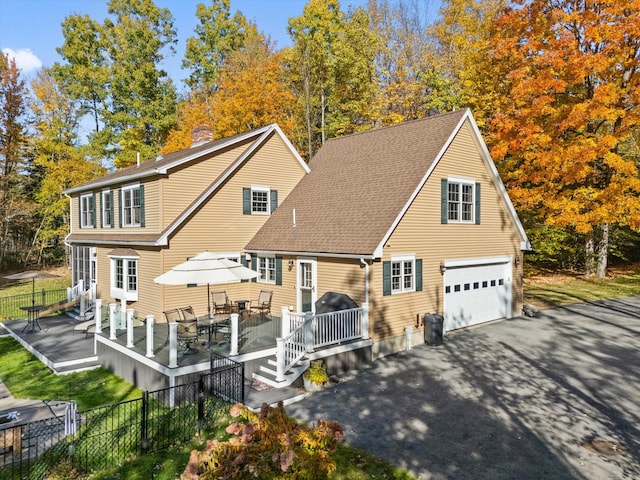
xmin=191 ymin=125 xmax=213 ymax=147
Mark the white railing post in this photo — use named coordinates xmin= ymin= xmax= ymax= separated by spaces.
xmin=94 ymin=299 xmax=102 ymax=334
xmin=281 ymin=306 xmax=290 ymax=338
xmin=230 ymin=313 xmax=239 ymax=356
xmin=126 ymin=309 xmax=134 ymax=348
xmin=109 ymin=303 xmax=117 ymax=340
xmin=276 ymin=337 xmax=285 ymax=382
xmin=145 ymin=315 xmax=154 ymax=357
xmin=304 ymin=312 xmax=315 ymax=353
xmin=80 ymin=292 xmax=86 ymax=318
xmin=67 ymin=287 xmax=72 ymax=303
xmin=169 ymin=322 xmax=178 ymax=367
xmin=120 ymin=298 xmax=127 ymax=329
xmin=361 ymin=302 xmax=370 ymax=339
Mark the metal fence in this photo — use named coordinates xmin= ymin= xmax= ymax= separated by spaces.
xmin=0 ymin=352 xmax=244 ymax=479
xmin=0 ymin=289 xmax=69 ymax=320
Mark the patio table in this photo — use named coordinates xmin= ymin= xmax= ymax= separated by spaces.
xmin=197 ymin=315 xmax=230 ymax=345
xmin=234 ymin=299 xmax=250 ymax=316
xmin=20 ymin=305 xmax=46 ymax=333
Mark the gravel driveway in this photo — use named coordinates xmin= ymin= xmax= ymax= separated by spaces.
xmin=286 ymin=296 xmax=640 ymax=479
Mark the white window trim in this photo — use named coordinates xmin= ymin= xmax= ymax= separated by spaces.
xmin=256 ymin=254 xmax=276 ymax=284
xmin=391 ymin=254 xmax=415 ymax=294
xmin=251 ymin=185 xmax=271 ymax=215
xmin=447 ymin=176 xmax=475 ymax=224
xmin=109 ymin=255 xmax=139 ymax=301
xmin=101 ymin=189 xmax=112 ymax=228
xmin=80 ymin=193 xmax=94 ymax=228
xmin=121 ymin=183 xmax=141 ymax=227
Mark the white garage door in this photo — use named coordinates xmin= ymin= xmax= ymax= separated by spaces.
xmin=443 ymin=257 xmax=512 ymax=332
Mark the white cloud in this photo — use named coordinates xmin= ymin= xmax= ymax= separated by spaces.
xmin=2 ymin=47 xmax=43 ymax=73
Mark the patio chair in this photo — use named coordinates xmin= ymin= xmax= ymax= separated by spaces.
xmin=163 ymin=309 xmax=182 ymax=344
xmin=179 ymin=306 xmax=197 ymax=320
xmin=250 ymin=290 xmax=272 ymax=319
xmin=211 ymin=291 xmax=232 ymax=315
xmin=176 ymin=318 xmax=198 ymax=354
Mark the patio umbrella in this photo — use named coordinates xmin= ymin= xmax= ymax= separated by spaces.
xmin=154 ymin=251 xmax=258 ymax=315
xmin=3 ymin=270 xmax=60 ymax=307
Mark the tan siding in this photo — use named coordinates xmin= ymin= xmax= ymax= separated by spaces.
xmin=370 ymin=121 xmax=524 ymax=342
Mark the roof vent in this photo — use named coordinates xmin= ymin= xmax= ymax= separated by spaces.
xmin=191 ymin=125 xmax=213 ymax=147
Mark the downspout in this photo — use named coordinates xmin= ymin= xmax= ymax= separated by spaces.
xmin=360 ymin=258 xmax=369 ymax=304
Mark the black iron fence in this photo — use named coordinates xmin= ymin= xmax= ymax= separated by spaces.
xmin=0 ymin=352 xmax=244 ymax=479
xmin=0 ymin=289 xmax=69 ymax=320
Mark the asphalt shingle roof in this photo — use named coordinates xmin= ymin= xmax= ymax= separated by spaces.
xmin=246 ymin=109 xmax=468 ymax=257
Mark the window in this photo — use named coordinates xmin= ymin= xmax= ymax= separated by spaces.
xmin=101 ymin=190 xmax=113 ymax=228
xmin=121 ymin=184 xmax=144 ymax=227
xmin=441 ymin=178 xmax=480 ymax=224
xmin=243 ymin=187 xmax=278 ymax=215
xmin=391 ymin=257 xmax=414 ymax=293
xmin=72 ymin=246 xmax=95 ymax=287
xmin=110 ymin=256 xmax=138 ymax=301
xmin=80 ymin=194 xmax=95 ymax=228
xmin=257 ymin=256 xmax=276 ymax=283
xmin=448 ymin=181 xmax=474 ymax=222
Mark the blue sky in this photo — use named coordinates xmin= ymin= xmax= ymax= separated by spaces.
xmin=0 ymin=0 xmax=368 ymax=90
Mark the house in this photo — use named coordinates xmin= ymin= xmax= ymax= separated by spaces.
xmin=64 ymin=124 xmax=310 ymax=324
xmin=63 ymin=109 xmax=530 ymax=390
xmin=245 ymin=108 xmax=530 ymax=358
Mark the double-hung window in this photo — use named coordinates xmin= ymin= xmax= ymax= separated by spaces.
xmin=110 ymin=254 xmax=138 ymax=301
xmin=121 ymin=184 xmax=142 ymax=227
xmin=243 ymin=186 xmax=278 ymax=215
xmin=101 ymin=190 xmax=113 ymax=228
xmin=391 ymin=256 xmax=415 ymax=294
xmin=80 ymin=193 xmax=95 ymax=228
xmin=442 ymin=178 xmax=479 ymax=224
xmin=257 ymin=256 xmax=276 ymax=284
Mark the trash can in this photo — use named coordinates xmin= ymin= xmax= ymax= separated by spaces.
xmin=424 ymin=313 xmax=444 ymax=346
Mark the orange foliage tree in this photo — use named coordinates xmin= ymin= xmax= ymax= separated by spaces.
xmin=488 ymin=0 xmax=640 ymax=277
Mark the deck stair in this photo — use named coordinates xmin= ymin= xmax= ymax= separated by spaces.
xmin=253 ymin=356 xmax=310 ymax=388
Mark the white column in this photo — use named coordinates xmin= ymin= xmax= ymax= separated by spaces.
xmin=145 ymin=315 xmax=154 ymax=357
xmin=276 ymin=337 xmax=285 ymax=382
xmin=94 ymin=299 xmax=103 ymax=334
xmin=361 ymin=302 xmax=370 ymax=340
xmin=168 ymin=322 xmax=178 ymax=368
xmin=126 ymin=309 xmax=134 ymax=348
xmin=230 ymin=313 xmax=239 ymax=356
xmin=109 ymin=303 xmax=117 ymax=340
xmin=281 ymin=306 xmax=290 ymax=338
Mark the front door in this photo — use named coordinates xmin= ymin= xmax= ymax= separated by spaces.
xmin=297 ymin=258 xmax=317 ymax=313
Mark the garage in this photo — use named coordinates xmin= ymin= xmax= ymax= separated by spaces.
xmin=442 ymin=256 xmax=513 ymax=331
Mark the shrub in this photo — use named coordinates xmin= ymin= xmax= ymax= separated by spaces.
xmin=182 ymin=402 xmax=343 ymax=479
xmin=303 ymin=360 xmax=328 ymax=385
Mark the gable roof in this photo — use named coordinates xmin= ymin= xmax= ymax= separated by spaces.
xmin=246 ymin=109 xmax=530 ymax=258
xmin=65 ymin=124 xmax=310 ymax=247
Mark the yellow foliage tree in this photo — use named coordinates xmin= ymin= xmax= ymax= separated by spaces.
xmin=488 ymin=0 xmax=640 ymax=277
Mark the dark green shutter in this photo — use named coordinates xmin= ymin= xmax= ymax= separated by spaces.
xmin=275 ymin=257 xmax=282 ymax=285
xmin=92 ymin=193 xmax=97 ymax=228
xmin=243 ymin=188 xmax=251 ymax=215
xmin=475 ymin=182 xmax=481 ymax=225
xmin=118 ymin=189 xmax=122 ymax=227
xmin=270 ymin=190 xmax=278 ymax=213
xmin=251 ymin=256 xmax=257 ymax=282
xmin=383 ymin=261 xmax=391 ymax=296
xmin=441 ymin=179 xmax=448 ymax=224
xmin=416 ymin=259 xmax=423 ymax=292
xmin=109 ymin=192 xmax=115 ymax=228
xmin=139 ymin=185 xmax=145 ymax=227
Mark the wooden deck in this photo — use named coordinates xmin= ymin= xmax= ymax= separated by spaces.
xmin=0 ymin=314 xmax=304 ymax=410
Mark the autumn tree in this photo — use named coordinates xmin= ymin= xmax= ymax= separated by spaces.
xmin=29 ymin=69 xmax=105 ymax=265
xmin=488 ymin=0 xmax=640 ymax=277
xmin=0 ymin=53 xmax=33 ymax=269
xmin=53 ymin=0 xmax=178 ymax=168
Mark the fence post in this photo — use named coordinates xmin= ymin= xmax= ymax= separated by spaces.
xmin=198 ymin=376 xmax=205 ymax=434
xmin=304 ymin=312 xmax=315 ymax=353
xmin=126 ymin=309 xmax=134 ymax=347
xmin=140 ymin=391 xmax=148 ymax=453
xmin=95 ymin=299 xmax=102 ymax=334
xmin=146 ymin=315 xmax=154 ymax=357
xmin=169 ymin=322 xmax=178 ymax=368
xmin=109 ymin=303 xmax=117 ymax=340
xmin=230 ymin=313 xmax=239 ymax=356
xmin=361 ymin=302 xmax=370 ymax=340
